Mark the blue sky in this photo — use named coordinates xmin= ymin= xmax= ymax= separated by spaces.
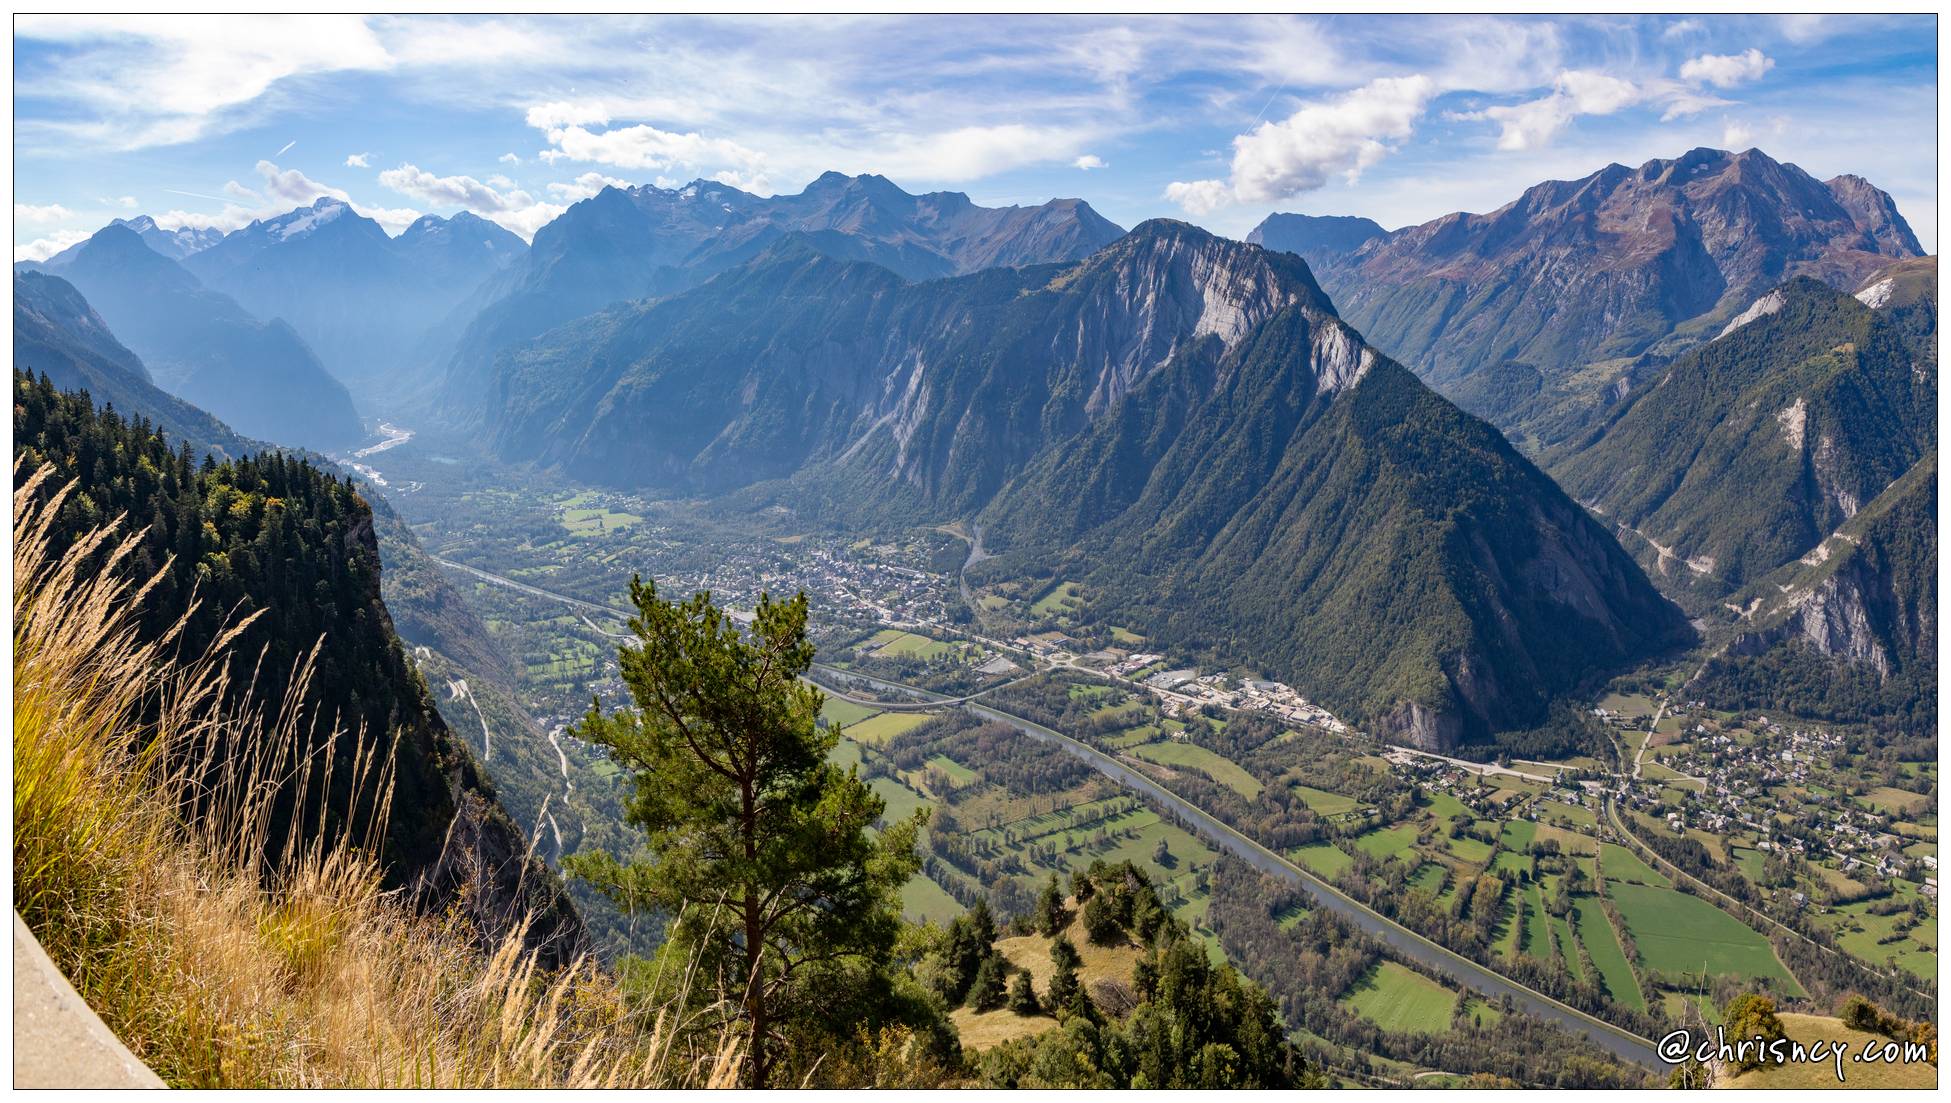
xmin=14 ymin=14 xmax=1939 ymax=260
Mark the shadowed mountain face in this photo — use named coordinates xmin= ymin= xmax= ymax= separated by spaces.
xmin=1251 ymin=148 xmax=1923 ymax=449
xmin=13 ymin=271 xmax=256 ymax=462
xmin=39 ymin=224 xmax=364 ymax=451
xmin=433 ymin=173 xmax=1127 ymax=422
xmin=178 ymin=199 xmax=525 ymax=405
xmin=480 ymin=220 xmax=1689 ymax=748
xmin=1546 ymin=261 xmax=1936 ymax=610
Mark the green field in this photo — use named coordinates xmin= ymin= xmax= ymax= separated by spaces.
xmin=870 ymin=776 xmax=931 ymax=827
xmin=1293 ymin=784 xmax=1361 ymax=817
xmin=1340 ymin=960 xmax=1458 ymax=1035
xmin=1520 ymin=883 xmax=1550 ymax=956
xmin=1409 ymin=863 xmax=1449 ymax=895
xmin=924 ymin=754 xmax=978 ymax=785
xmin=1499 ymin=820 xmax=1537 ymax=851
xmin=1548 ymin=911 xmax=1584 ymax=980
xmin=820 ymin=697 xmax=882 ymax=728
xmin=1574 ymin=900 xmax=1645 ymax=1011
xmin=1130 ymin=741 xmax=1262 ymax=799
xmin=1030 ymin=581 xmax=1084 ymax=618
xmin=1607 ymin=882 xmax=1802 ymax=992
xmin=900 ymin=873 xmax=963 ymax=924
xmin=845 ymin=711 xmax=936 ymax=745
xmin=1352 ymin=823 xmax=1420 ymax=862
xmin=559 ymin=502 xmax=644 ymax=535
xmin=1600 ymin=842 xmax=1670 ymax=887
xmin=1292 ymin=842 xmax=1354 ymax=879
xmin=1446 ymin=834 xmax=1494 ymax=864
xmin=872 ymin=631 xmax=956 ymax=660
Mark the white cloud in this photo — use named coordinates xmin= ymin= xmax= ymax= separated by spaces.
xmin=498 ymin=152 xmax=521 ymax=164
xmin=96 ymin=195 xmax=138 ymax=208
xmin=1722 ymin=115 xmax=1788 ymax=150
xmin=536 ymin=121 xmax=772 ymax=186
xmin=345 ymin=152 xmax=371 ymax=167
xmin=546 ymin=171 xmax=633 ymax=201
xmin=1467 ymin=70 xmax=1641 ymax=152
xmin=376 ymin=160 xmax=563 ymax=239
xmin=16 ymin=202 xmax=73 ymax=223
xmin=486 ymin=174 xmax=516 ymax=190
xmin=1662 ymin=18 xmax=1704 ymax=39
xmin=1162 ymin=179 xmax=1231 ymax=216
xmin=1680 ymin=49 xmax=1774 ymax=89
xmin=525 ymin=99 xmax=614 ymax=129
xmin=15 ymin=229 xmax=90 ymax=262
xmin=254 ymin=159 xmax=350 ymax=205
xmin=222 ymin=179 xmax=262 ymax=202
xmin=16 ymin=15 xmax=392 ymax=149
xmin=1072 ymin=154 xmax=1107 ymax=170
xmin=1222 ymin=75 xmax=1435 ymax=205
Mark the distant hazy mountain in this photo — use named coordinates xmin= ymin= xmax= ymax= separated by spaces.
xmin=1548 ymin=260 xmax=1936 ymax=608
xmin=483 ymin=220 xmax=1687 ymax=747
xmin=436 ymin=173 xmax=1126 ymax=421
xmin=41 ymin=223 xmax=364 ymax=450
xmin=180 ymin=198 xmax=525 ymax=404
xmin=1258 ymin=148 xmax=1923 ymax=449
xmin=1245 ymin=213 xmax=1387 ymax=274
xmin=13 ymin=270 xmax=259 ymax=462
xmin=36 ymin=214 xmax=226 ymax=267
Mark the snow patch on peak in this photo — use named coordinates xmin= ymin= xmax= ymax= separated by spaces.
xmin=270 ymin=200 xmax=348 ymax=241
xmin=1854 ymin=276 xmax=1895 ymax=309
xmin=1718 ymin=289 xmax=1785 ymax=339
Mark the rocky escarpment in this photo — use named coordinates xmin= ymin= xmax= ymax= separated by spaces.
xmin=482 ymin=221 xmax=1688 ymax=750
xmin=1254 ymin=148 xmax=1923 ymax=444
xmin=1547 ymin=263 xmax=1935 ymax=611
xmin=1695 ymin=454 xmax=1935 ymax=729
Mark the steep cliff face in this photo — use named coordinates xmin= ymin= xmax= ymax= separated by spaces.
xmin=483 ymin=222 xmax=1688 ymax=748
xmin=1272 ymin=148 xmax=1922 ymax=444
xmin=489 ymin=220 xmax=1322 ymax=512
xmin=1697 ymin=454 xmax=1935 ymax=730
xmin=1547 ymin=263 xmax=1935 ymax=608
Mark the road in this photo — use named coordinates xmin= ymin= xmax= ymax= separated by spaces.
xmin=962 ymin=699 xmax=1661 ymax=1070
xmin=433 ymin=557 xmax=631 ymax=619
xmin=1384 ymin=745 xmax=1562 ymax=784
xmin=437 ymin=552 xmax=1661 ymax=1069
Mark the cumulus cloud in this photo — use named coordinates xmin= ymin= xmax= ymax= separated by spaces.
xmin=1462 ymin=69 xmax=1641 ymax=151
xmin=376 ymin=160 xmax=563 ymax=238
xmin=16 ymin=202 xmax=73 ymax=223
xmin=1661 ymin=18 xmax=1704 ymax=38
xmin=15 ymin=229 xmax=91 ymax=262
xmin=255 ymin=158 xmax=350 ymax=205
xmin=546 ymin=171 xmax=633 ymax=201
xmin=498 ymin=152 xmax=521 ymax=164
xmin=1168 ymin=75 xmax=1434 ymax=212
xmin=1161 ymin=179 xmax=1231 ymax=216
xmin=536 ymin=121 xmax=770 ymax=182
xmin=345 ymin=152 xmax=371 ymax=167
xmin=1680 ymin=49 xmax=1774 ymax=88
xmin=1072 ymin=154 xmax=1107 ymax=170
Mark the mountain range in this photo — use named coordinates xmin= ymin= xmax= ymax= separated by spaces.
xmin=481 ymin=219 xmax=1691 ymax=746
xmin=179 ymin=198 xmax=525 ymax=404
xmin=433 ymin=172 xmax=1125 ymax=421
xmin=33 ymin=223 xmax=365 ymax=450
xmin=1252 ymin=148 xmax=1924 ymax=452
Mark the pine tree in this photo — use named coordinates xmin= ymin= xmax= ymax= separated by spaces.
xmin=565 ymin=581 xmax=921 ymax=1088
xmin=1008 ymin=968 xmax=1041 ymax=1016
xmin=968 ymin=954 xmax=1008 ymax=1012
xmin=1034 ymin=874 xmax=1068 ymax=936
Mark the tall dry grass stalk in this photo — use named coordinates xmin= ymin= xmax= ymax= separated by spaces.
xmin=11 ymin=465 xmax=742 ymax=1088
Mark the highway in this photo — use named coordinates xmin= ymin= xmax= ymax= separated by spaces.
xmin=435 ymin=552 xmax=1662 ymax=1070
xmin=962 ymin=699 xmax=1662 ymax=1070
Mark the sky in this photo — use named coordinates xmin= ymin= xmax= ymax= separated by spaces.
xmin=13 ymin=13 xmax=1940 ymax=261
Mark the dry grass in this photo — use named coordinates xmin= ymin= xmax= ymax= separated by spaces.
xmin=1719 ymin=1014 xmax=1936 ymax=1090
xmin=11 ymin=466 xmax=743 ymax=1088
